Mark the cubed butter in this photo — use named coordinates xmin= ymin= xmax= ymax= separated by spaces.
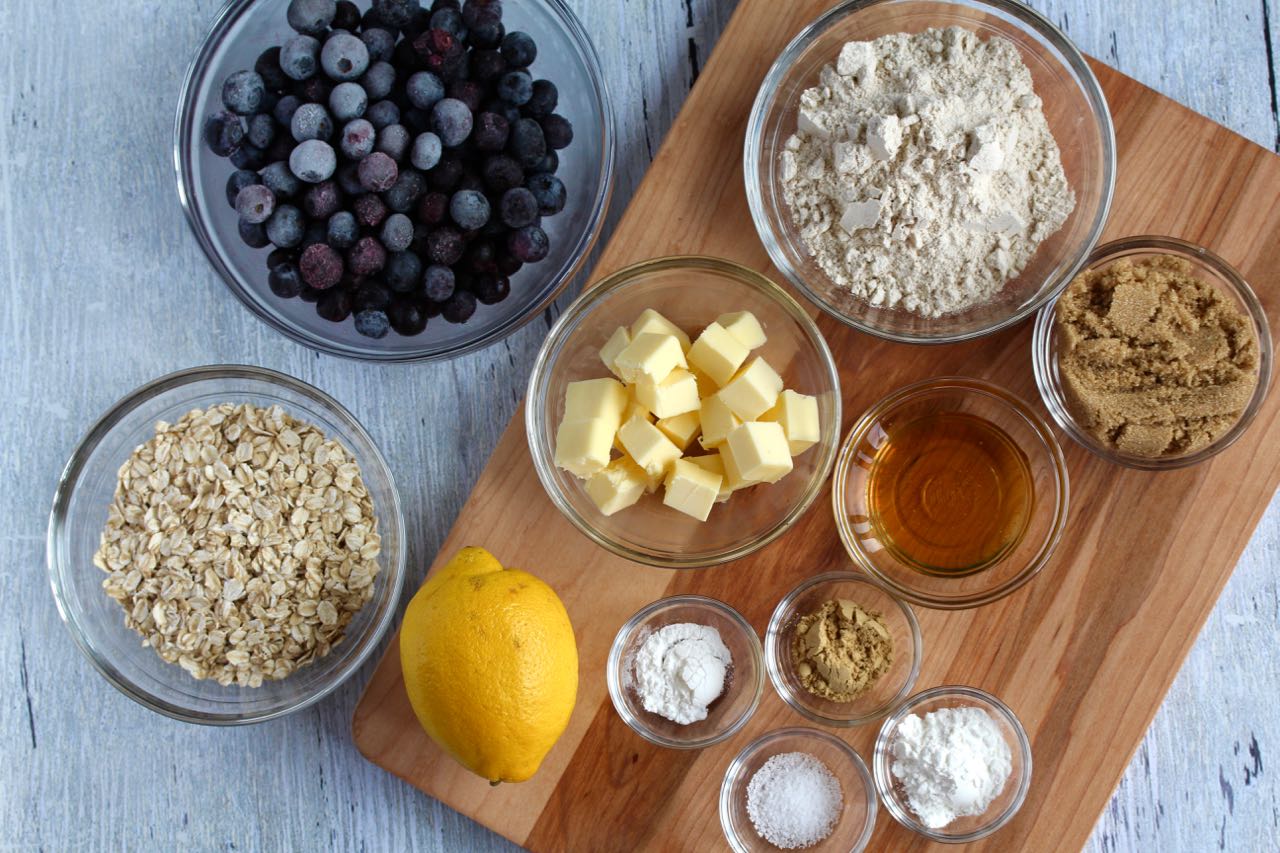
xmin=726 ymin=421 xmax=793 ymax=483
xmin=612 ymin=333 xmax=687 ymax=385
xmin=691 ymin=368 xmax=718 ymax=399
xmin=716 ymin=311 xmax=767 ymax=349
xmin=599 ymin=326 xmax=631 ymax=378
xmin=698 ymin=392 xmax=741 ymax=449
xmin=685 ymin=453 xmax=733 ymax=502
xmin=617 ymin=415 xmax=682 ymax=481
xmin=631 ymin=308 xmax=691 ymax=352
xmin=585 ymin=458 xmax=647 ymax=516
xmin=656 ymin=410 xmax=701 ymax=450
xmin=564 ymin=378 xmax=628 ymax=426
xmin=554 ymin=418 xmax=615 ymax=479
xmin=662 ymin=458 xmax=722 ymax=522
xmin=719 ymin=357 xmax=783 ymax=421
xmin=687 ymin=322 xmax=749 ymax=387
xmin=761 ymin=389 xmax=821 ymax=455
xmin=634 ymin=368 xmax=700 ymax=419
xmin=614 ymin=394 xmax=654 ymax=452
xmin=719 ymin=441 xmax=760 ymax=492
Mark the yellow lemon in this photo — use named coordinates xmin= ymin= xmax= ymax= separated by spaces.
xmin=399 ymin=546 xmax=578 ymax=784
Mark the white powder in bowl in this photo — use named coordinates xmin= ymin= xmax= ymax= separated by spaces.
xmin=633 ymin=622 xmax=731 ymax=724
xmin=746 ymin=751 xmax=843 ymax=849
xmin=890 ymin=706 xmax=1013 ymax=828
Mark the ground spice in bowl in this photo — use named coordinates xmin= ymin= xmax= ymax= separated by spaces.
xmin=791 ymin=599 xmax=893 ymax=702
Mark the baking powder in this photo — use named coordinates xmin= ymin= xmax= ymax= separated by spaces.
xmin=632 ymin=622 xmax=730 ymax=724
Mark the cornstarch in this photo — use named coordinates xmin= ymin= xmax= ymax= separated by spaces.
xmin=632 ymin=622 xmax=730 ymax=724
xmin=890 ymin=706 xmax=1013 ymax=828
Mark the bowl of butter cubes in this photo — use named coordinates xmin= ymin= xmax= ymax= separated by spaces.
xmin=526 ymin=255 xmax=842 ymax=568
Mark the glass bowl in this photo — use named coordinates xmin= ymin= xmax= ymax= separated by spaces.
xmin=46 ymin=365 xmax=406 ymax=724
xmin=175 ymin=0 xmax=615 ymax=361
xmin=744 ymin=0 xmax=1116 ymax=344
xmin=765 ymin=572 xmax=921 ymax=727
xmin=606 ymin=595 xmax=763 ymax=749
xmin=1033 ymin=235 xmax=1273 ymax=470
xmin=873 ymin=685 xmax=1032 ymax=842
xmin=833 ymin=377 xmax=1068 ymax=609
xmin=527 ymin=256 xmax=842 ymax=568
xmin=720 ymin=727 xmax=877 ymax=852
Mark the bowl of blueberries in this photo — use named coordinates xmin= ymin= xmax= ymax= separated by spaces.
xmin=176 ymin=0 xmax=615 ymax=361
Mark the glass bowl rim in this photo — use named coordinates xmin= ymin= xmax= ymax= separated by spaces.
xmin=872 ymin=684 xmax=1033 ymax=842
xmin=719 ymin=724 xmax=879 ymax=853
xmin=1032 ymin=234 xmax=1274 ymax=470
xmin=743 ymin=0 xmax=1117 ymax=345
xmin=605 ymin=594 xmax=765 ymax=749
xmin=526 ymin=254 xmax=843 ymax=569
xmin=45 ymin=363 xmax=408 ymax=725
xmin=832 ymin=376 xmax=1070 ymax=609
xmin=173 ymin=0 xmax=617 ymax=363
xmin=764 ymin=571 xmax=923 ymax=727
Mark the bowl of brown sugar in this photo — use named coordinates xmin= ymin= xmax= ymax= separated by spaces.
xmin=1033 ymin=236 xmax=1272 ymax=469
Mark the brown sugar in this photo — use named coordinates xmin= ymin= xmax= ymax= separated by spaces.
xmin=1054 ymin=255 xmax=1260 ymax=458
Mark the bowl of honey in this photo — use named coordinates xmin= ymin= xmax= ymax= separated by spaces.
xmin=832 ymin=378 xmax=1069 ymax=609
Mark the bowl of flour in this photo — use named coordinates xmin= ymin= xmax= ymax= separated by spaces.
xmin=745 ymin=0 xmax=1115 ymax=343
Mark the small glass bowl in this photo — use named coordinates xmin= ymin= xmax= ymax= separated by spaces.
xmin=833 ymin=377 xmax=1068 ymax=609
xmin=1032 ymin=235 xmax=1274 ymax=469
xmin=873 ymin=685 xmax=1032 ymax=842
xmin=175 ymin=0 xmax=615 ymax=361
xmin=744 ymin=0 xmax=1116 ymax=344
xmin=765 ymin=572 xmax=921 ymax=727
xmin=720 ymin=727 xmax=877 ymax=852
xmin=46 ymin=365 xmax=406 ymax=724
xmin=527 ymin=256 xmax=842 ymax=568
xmin=606 ymin=595 xmax=763 ymax=749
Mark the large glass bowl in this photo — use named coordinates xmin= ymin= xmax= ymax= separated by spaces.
xmin=745 ymin=0 xmax=1115 ymax=343
xmin=175 ymin=0 xmax=615 ymax=361
xmin=526 ymin=256 xmax=842 ymax=568
xmin=46 ymin=365 xmax=406 ymax=723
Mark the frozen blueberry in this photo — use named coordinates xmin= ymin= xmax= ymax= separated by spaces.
xmin=417 ymin=191 xmax=448 ymax=224
xmin=381 ymin=213 xmax=414 ymax=252
xmin=302 ymin=180 xmax=342 ymax=219
xmin=316 ymin=287 xmax=354 ymax=322
xmin=498 ymin=186 xmax=537 ymax=228
xmin=255 ymin=47 xmax=290 ymax=93
xmin=429 ymin=6 xmax=465 ymax=37
xmin=268 ymin=261 xmax=303 ymax=297
xmin=235 ymin=184 xmax=276 ymax=224
xmin=469 ymin=49 xmax=506 ymax=82
xmin=533 ymin=149 xmax=558 ymax=174
xmin=203 ymin=110 xmax=245 ymax=156
xmin=500 ymin=31 xmax=535 ymax=67
xmin=353 ymin=308 xmax=391 ymax=338
xmin=222 ymin=70 xmax=265 ymax=115
xmin=463 ymin=1 xmax=503 ymax=47
xmin=348 ymin=235 xmax=388 ymax=275
xmin=327 ymin=210 xmax=358 ymax=249
xmin=447 ymin=79 xmax=485 ymax=113
xmin=358 ymin=151 xmax=399 ymax=191
xmin=385 ymin=250 xmax=423 ymax=292
xmin=426 ymin=154 xmax=463 ymax=191
xmin=287 ymin=0 xmax=336 ymax=35
xmin=295 ymin=74 xmax=333 ymax=104
xmin=384 ymin=169 xmax=426 ymax=212
xmin=354 ymin=281 xmax=393 ymax=311
xmin=483 ymin=98 xmax=520 ymax=126
xmin=230 ymin=144 xmax=268 ymax=170
xmin=328 ymin=81 xmax=367 ymax=121
xmin=426 ymin=226 xmax=464 ymax=265
xmin=441 ymin=289 xmax=477 ymax=323
xmin=260 ymin=161 xmax=301 ymax=198
xmin=410 ymin=131 xmax=442 ymax=170
xmin=266 ymin=204 xmax=306 ymax=248
xmin=375 ymin=123 xmax=411 ymax=161
xmin=299 ymin=243 xmax=345 ymax=289
xmin=473 ymin=273 xmax=510 ymax=305
xmin=496 ymin=252 xmax=522 ymax=276
xmin=449 ymin=189 xmax=489 ymax=230
xmin=360 ymin=27 xmax=396 ymax=64
xmin=422 ymin=264 xmax=455 ymax=301
xmin=291 ymin=102 xmax=333 ymax=142
xmin=246 ymin=113 xmax=275 ymax=149
xmin=366 ymin=99 xmax=401 ymax=130
xmin=273 ymin=94 xmax=303 ymax=128
xmin=353 ymin=193 xmax=389 ymax=227
xmin=526 ymin=172 xmax=565 ymax=215
xmin=226 ymin=170 xmax=260 ymax=207
xmin=359 ymin=61 xmax=396 ymax=100
xmin=388 ymin=299 xmax=429 ymax=335
xmin=507 ymin=224 xmax=548 ymax=262
xmin=281 ymin=34 xmax=321 ymax=80
xmin=339 ymin=118 xmax=376 ymax=159
xmin=481 ymin=155 xmax=523 ymax=192
xmin=372 ymin=0 xmax=418 ymax=28
xmin=430 ymin=98 xmax=472 ymax=147
xmin=238 ymin=219 xmax=270 ymax=248
xmin=495 ymin=70 xmax=532 ymax=106
xmin=321 ymin=32 xmax=369 ymax=81
xmin=290 ymin=139 xmax=337 ymax=182
xmin=465 ymin=238 xmax=497 ymax=273
xmin=540 ymin=114 xmax=573 ymax=150
xmin=406 ymin=71 xmax=446 ymax=110
xmin=508 ymin=117 xmax=545 ymax=167
xmin=333 ymin=0 xmax=361 ymax=29
xmin=525 ymin=79 xmax=557 ymax=118
xmin=472 ymin=112 xmax=509 ymax=151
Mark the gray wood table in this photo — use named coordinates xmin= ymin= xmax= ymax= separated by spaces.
xmin=2 ymin=1 xmax=1275 ymax=850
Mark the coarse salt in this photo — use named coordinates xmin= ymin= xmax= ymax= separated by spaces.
xmin=746 ymin=752 xmax=843 ymax=849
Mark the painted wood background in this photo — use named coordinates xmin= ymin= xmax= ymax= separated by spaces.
xmin=0 ymin=0 xmax=1275 ymax=850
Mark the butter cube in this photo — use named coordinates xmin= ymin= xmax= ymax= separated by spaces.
xmin=635 ymin=368 xmax=700 ymax=419
xmin=726 ymin=421 xmax=793 ymax=484
xmin=719 ymin=441 xmax=760 ymax=492
xmin=656 ymin=410 xmax=701 ymax=451
xmin=564 ymin=378 xmax=628 ymax=426
xmin=688 ymin=322 xmax=749 ymax=387
xmin=761 ymin=389 xmax=821 ymax=455
xmin=719 ymin=357 xmax=783 ymax=421
xmin=617 ymin=415 xmax=682 ymax=482
xmin=691 ymin=368 xmax=718 ymax=398
xmin=614 ymin=394 xmax=654 ymax=453
xmin=685 ymin=453 xmax=733 ymax=502
xmin=716 ymin=311 xmax=766 ymax=349
xmin=599 ymin=326 xmax=631 ymax=378
xmin=613 ymin=333 xmax=687 ymax=385
xmin=554 ymin=419 xmax=615 ymax=479
xmin=698 ymin=393 xmax=741 ymax=449
xmin=662 ymin=459 xmax=722 ymax=522
xmin=631 ymin=309 xmax=691 ymax=352
xmin=624 ymin=452 xmax=665 ymax=494
xmin=585 ymin=457 xmax=647 ymax=516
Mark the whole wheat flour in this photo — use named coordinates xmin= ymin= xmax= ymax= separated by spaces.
xmin=780 ymin=27 xmax=1075 ymax=317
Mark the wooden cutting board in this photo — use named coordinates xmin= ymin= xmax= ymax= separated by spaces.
xmin=353 ymin=1 xmax=1280 ymax=848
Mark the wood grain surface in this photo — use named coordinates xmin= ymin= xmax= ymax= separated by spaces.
xmin=3 ymin=0 xmax=1278 ymax=851
xmin=351 ymin=2 xmax=1280 ymax=849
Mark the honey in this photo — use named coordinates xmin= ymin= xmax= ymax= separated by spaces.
xmin=866 ymin=411 xmax=1033 ymax=576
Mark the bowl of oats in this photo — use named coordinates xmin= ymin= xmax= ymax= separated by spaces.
xmin=46 ymin=365 xmax=405 ymax=724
